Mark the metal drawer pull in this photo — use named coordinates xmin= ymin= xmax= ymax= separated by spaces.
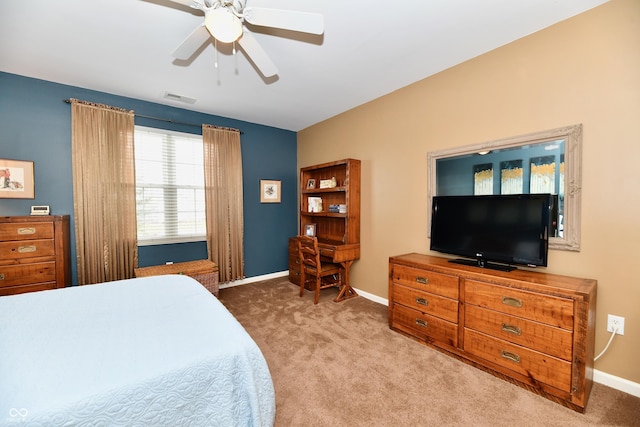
xmin=0 ymin=274 xmax=4 ymax=280
xmin=415 ymin=297 xmax=428 ymax=306
xmin=501 ymin=323 xmax=522 ymax=336
xmin=415 ymin=319 xmax=428 ymax=328
xmin=18 ymin=245 xmax=37 ymax=253
xmin=501 ymin=350 xmax=521 ymax=363
xmin=500 ymin=350 xmax=520 ymax=363
xmin=17 ymin=227 xmax=36 ymax=235
xmin=502 ymin=296 xmax=523 ymax=308
xmin=416 ymin=276 xmax=429 ymax=284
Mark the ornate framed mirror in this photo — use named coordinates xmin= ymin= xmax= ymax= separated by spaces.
xmin=427 ymin=124 xmax=582 ymax=251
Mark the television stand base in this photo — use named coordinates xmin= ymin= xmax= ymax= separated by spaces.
xmin=449 ymin=258 xmax=516 ymax=272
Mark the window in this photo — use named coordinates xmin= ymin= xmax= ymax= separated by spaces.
xmin=134 ymin=126 xmax=205 ymax=245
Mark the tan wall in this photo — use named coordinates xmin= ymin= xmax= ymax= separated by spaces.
xmin=298 ymin=0 xmax=640 ymax=384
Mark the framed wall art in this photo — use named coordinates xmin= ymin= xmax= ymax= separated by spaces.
xmin=0 ymin=159 xmax=34 ymax=199
xmin=260 ymin=180 xmax=281 ymax=203
xmin=305 ymin=223 xmax=316 ymax=237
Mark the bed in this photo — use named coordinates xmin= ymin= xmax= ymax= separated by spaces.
xmin=0 ymin=275 xmax=275 ymax=426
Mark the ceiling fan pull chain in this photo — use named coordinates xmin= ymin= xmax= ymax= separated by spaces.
xmin=214 ymin=38 xmax=219 ymax=68
xmin=214 ymin=38 xmax=221 ymax=85
xmin=233 ymin=41 xmax=239 ymax=75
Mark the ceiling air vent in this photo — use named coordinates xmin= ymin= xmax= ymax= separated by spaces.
xmin=163 ymin=91 xmax=196 ymax=104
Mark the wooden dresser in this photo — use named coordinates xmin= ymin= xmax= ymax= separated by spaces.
xmin=388 ymin=253 xmax=597 ymax=412
xmin=0 ymin=215 xmax=71 ymax=296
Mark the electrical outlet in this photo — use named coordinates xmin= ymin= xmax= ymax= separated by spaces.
xmin=607 ymin=314 xmax=625 ymax=335
xmin=165 ymin=261 xmax=173 ymax=265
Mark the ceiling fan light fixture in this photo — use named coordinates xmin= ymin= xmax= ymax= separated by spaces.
xmin=205 ymin=8 xmax=243 ymax=43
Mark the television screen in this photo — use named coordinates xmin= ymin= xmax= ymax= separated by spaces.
xmin=430 ymin=194 xmax=552 ymax=271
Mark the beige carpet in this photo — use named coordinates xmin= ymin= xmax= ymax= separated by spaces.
xmin=218 ymin=277 xmax=640 ymax=427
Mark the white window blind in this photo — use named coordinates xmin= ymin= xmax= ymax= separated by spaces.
xmin=134 ymin=126 xmax=206 ymax=245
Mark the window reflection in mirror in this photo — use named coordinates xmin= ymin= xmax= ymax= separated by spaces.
xmin=427 ymin=125 xmax=582 ymax=251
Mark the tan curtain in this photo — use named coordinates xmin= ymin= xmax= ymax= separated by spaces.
xmin=203 ymin=124 xmax=244 ymax=283
xmin=71 ymin=99 xmax=138 ymax=285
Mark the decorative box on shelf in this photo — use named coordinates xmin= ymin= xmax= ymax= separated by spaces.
xmin=134 ymin=259 xmax=219 ymax=296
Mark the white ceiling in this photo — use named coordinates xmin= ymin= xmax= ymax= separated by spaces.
xmin=1 ymin=0 xmax=608 ymax=131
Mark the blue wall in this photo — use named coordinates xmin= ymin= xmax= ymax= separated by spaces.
xmin=0 ymin=72 xmax=298 ymax=285
xmin=436 ymin=142 xmax=564 ymax=196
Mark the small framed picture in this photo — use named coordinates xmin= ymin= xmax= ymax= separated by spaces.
xmin=260 ymin=180 xmax=281 ymax=203
xmin=0 ymin=159 xmax=35 ymax=199
xmin=306 ymin=179 xmax=316 ymax=189
xmin=305 ymin=223 xmax=316 ymax=237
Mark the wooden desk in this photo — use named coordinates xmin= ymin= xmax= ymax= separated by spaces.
xmin=288 ymin=237 xmax=359 ymax=302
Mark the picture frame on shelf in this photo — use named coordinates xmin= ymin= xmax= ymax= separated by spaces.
xmin=305 ymin=223 xmax=316 ymax=237
xmin=0 ymin=159 xmax=35 ymax=199
xmin=260 ymin=179 xmax=281 ymax=203
xmin=306 ymin=178 xmax=316 ymax=189
xmin=307 ymin=196 xmax=323 ymax=212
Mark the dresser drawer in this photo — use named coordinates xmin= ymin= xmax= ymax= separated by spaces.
xmin=393 ymin=283 xmax=458 ymax=323
xmin=465 ymin=304 xmax=572 ymax=360
xmin=465 ymin=280 xmax=574 ymax=330
xmin=392 ymin=303 xmax=458 ymax=347
xmin=0 ymin=262 xmax=57 ymax=287
xmin=0 ymin=281 xmax=57 ymax=296
xmin=0 ymin=222 xmax=54 ymax=241
xmin=0 ymin=239 xmax=56 ymax=261
xmin=391 ymin=265 xmax=459 ymax=299
xmin=464 ymin=329 xmax=572 ymax=392
xmin=289 ymin=253 xmax=301 ymax=268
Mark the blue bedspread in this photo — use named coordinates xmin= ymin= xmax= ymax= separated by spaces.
xmin=0 ymin=275 xmax=275 ymax=426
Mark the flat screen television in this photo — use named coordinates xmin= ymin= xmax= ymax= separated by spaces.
xmin=430 ymin=194 xmax=552 ymax=271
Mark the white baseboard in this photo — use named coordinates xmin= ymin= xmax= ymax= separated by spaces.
xmin=219 ymin=270 xmax=288 ymax=289
xmin=354 ymin=287 xmax=389 ymax=306
xmin=593 ymin=369 xmax=640 ymax=397
xmin=229 ymin=272 xmax=640 ymax=398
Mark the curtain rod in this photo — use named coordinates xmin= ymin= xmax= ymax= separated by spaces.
xmin=62 ymin=99 xmax=242 ymax=133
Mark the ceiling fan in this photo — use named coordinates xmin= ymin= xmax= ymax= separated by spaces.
xmin=167 ymin=0 xmax=324 ymax=78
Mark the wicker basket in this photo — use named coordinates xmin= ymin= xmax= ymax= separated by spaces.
xmin=134 ymin=260 xmax=219 ymax=297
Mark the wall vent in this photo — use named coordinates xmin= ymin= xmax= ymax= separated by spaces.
xmin=163 ymin=91 xmax=196 ymax=104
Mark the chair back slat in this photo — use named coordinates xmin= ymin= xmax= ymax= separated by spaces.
xmin=296 ymin=234 xmax=345 ymax=304
xmin=298 ymin=235 xmax=321 ymax=270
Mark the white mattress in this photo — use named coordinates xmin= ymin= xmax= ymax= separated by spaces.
xmin=0 ymin=275 xmax=275 ymax=426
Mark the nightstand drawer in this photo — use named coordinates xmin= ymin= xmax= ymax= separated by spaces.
xmin=392 ymin=303 xmax=458 ymax=347
xmin=465 ymin=280 xmax=574 ymax=330
xmin=391 ymin=265 xmax=459 ymax=299
xmin=393 ymin=283 xmax=458 ymax=323
xmin=465 ymin=304 xmax=572 ymax=360
xmin=0 ymin=239 xmax=56 ymax=261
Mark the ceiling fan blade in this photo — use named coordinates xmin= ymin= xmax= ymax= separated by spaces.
xmin=171 ymin=24 xmax=210 ymax=60
xmin=237 ymin=31 xmax=278 ymax=78
xmin=243 ymin=7 xmax=324 ymax=35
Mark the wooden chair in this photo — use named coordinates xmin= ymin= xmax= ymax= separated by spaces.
xmin=297 ymin=235 xmax=344 ymax=304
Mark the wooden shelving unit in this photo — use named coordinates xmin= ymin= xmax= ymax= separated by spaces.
xmin=299 ymin=158 xmax=360 ymax=245
xmin=289 ymin=159 xmax=361 ymax=289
